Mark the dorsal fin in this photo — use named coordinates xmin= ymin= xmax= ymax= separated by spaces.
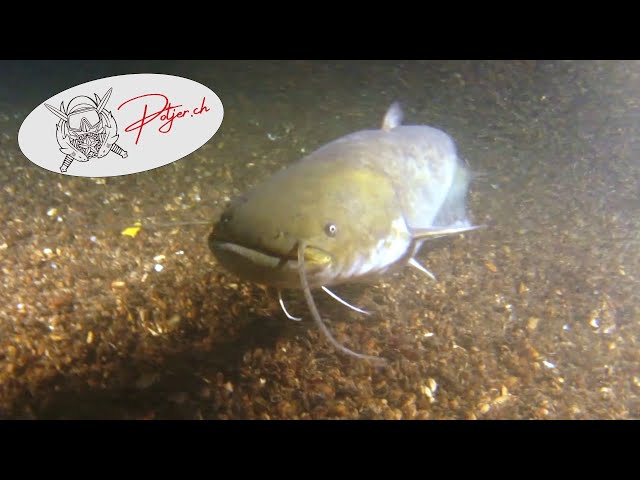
xmin=382 ymin=102 xmax=403 ymax=131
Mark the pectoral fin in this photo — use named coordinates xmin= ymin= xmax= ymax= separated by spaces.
xmin=408 ymin=257 xmax=437 ymax=281
xmin=322 ymin=286 xmax=371 ymax=315
xmin=411 ymin=224 xmax=484 ymax=241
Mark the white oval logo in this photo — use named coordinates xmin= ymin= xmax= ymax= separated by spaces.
xmin=18 ymin=73 xmax=224 ymax=177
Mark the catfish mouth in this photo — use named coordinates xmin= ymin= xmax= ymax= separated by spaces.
xmin=208 ymin=231 xmax=333 ymax=270
xmin=211 ymin=240 xmax=298 ymax=269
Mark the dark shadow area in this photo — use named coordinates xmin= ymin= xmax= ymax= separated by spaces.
xmin=6 ymin=309 xmax=292 ymax=419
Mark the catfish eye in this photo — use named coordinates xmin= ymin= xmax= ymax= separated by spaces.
xmin=220 ymin=211 xmax=233 ymax=224
xmin=324 ymin=222 xmax=338 ymax=237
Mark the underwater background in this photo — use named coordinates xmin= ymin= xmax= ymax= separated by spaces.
xmin=0 ymin=60 xmax=637 ymax=419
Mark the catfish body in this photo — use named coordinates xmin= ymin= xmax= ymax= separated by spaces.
xmin=210 ymin=103 xmax=473 ymax=289
xmin=209 ymin=103 xmax=478 ymax=362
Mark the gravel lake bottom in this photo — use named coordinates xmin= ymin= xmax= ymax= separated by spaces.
xmin=0 ymin=60 xmax=638 ymax=419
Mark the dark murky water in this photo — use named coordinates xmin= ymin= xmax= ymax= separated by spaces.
xmin=0 ymin=60 xmax=638 ymax=419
